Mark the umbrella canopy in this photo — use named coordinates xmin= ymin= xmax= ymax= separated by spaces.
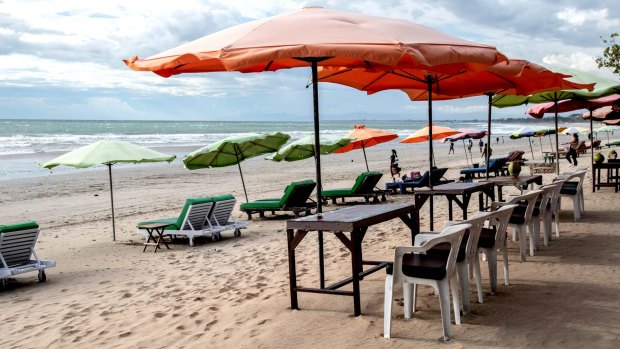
xmin=333 ymin=124 xmax=398 ymax=171
xmin=183 ymin=132 xmax=290 ymax=202
xmin=527 ymin=94 xmax=620 ymax=118
xmin=41 ymin=140 xmax=176 ymax=241
xmin=582 ymin=105 xmax=620 ymax=121
xmin=125 ymin=7 xmax=507 ymax=214
xmin=267 ymin=135 xmax=353 ymax=162
xmin=561 ymin=126 xmax=590 ymax=135
xmin=441 ymin=129 xmax=487 ymax=165
xmin=510 ymin=126 xmax=537 ymax=159
xmin=595 ymin=125 xmax=620 ymax=132
xmin=401 ymin=124 xmax=460 ymax=143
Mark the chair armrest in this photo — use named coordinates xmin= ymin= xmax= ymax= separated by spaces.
xmin=414 ymin=232 xmax=440 ymax=246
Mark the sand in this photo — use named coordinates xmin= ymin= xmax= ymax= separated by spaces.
xmin=1 ymin=138 xmax=619 ymax=349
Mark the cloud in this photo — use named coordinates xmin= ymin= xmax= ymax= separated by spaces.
xmin=437 ymin=105 xmax=486 ymax=114
xmin=557 ymin=7 xmax=620 ymax=30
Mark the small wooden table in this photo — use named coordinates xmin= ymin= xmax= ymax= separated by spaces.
xmin=479 ymin=175 xmax=543 ymax=201
xmin=413 ymin=182 xmax=495 ymax=234
xmin=286 ymin=203 xmax=416 ymax=316
xmin=137 ymin=222 xmax=172 ymax=253
xmin=593 ymin=162 xmax=620 ymax=192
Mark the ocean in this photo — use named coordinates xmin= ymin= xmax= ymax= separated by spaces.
xmin=0 ymin=118 xmax=547 ymax=180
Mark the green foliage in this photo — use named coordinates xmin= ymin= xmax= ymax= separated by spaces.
xmin=596 ymin=33 xmax=620 ymax=75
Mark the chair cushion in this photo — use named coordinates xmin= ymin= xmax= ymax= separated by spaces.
xmin=478 ymin=227 xmax=496 ymax=248
xmin=0 ymin=221 xmax=39 ymax=233
xmin=279 ymin=180 xmax=316 ymax=206
xmin=425 ymin=236 xmax=467 ymax=262
xmin=322 ymin=188 xmax=354 ymax=197
xmin=137 ymin=217 xmax=179 ymax=230
xmin=239 ymin=200 xmax=281 ymax=210
xmin=560 ymin=181 xmax=578 ymax=195
xmin=177 ymin=197 xmax=214 ymax=229
xmin=211 ymin=194 xmax=235 ymax=202
xmin=400 ymin=253 xmax=448 ymax=280
xmin=509 ymin=205 xmax=526 ymax=225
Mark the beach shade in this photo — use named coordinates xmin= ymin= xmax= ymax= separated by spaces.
xmin=41 ymin=140 xmax=176 ymax=241
xmin=124 ymin=6 xmax=507 ymax=215
xmin=534 ymin=127 xmax=566 ymax=153
xmin=183 ymin=132 xmax=290 ymax=202
xmin=594 ymin=125 xmax=620 ymax=144
xmin=441 ymin=129 xmax=487 ymax=164
xmin=333 ymin=125 xmax=398 ymax=171
xmin=401 ymin=124 xmax=459 ymax=166
xmin=266 ymin=135 xmax=353 ymax=162
xmin=510 ymin=126 xmax=537 ymax=159
xmin=493 ymin=67 xmax=620 ymax=174
xmin=561 ymin=127 xmax=590 ymax=135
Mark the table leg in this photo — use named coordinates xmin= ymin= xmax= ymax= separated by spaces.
xmin=351 ymin=229 xmax=361 ymax=316
xmin=287 ymin=229 xmax=299 ymax=310
xmin=497 ymin=185 xmax=503 ymax=202
xmin=429 ymin=196 xmax=434 ymax=230
xmin=318 ymin=231 xmax=325 ymax=289
xmin=143 ymin=230 xmax=155 ymax=253
xmin=447 ymin=198 xmax=453 ymax=221
xmin=155 ymin=228 xmax=170 ymax=251
xmin=462 ymin=194 xmax=471 ymax=220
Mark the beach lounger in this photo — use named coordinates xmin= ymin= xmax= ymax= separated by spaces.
xmin=0 ymin=221 xmax=56 ymax=289
xmin=385 ymin=168 xmax=450 ymax=194
xmin=240 ymin=180 xmax=317 ymax=219
xmin=322 ymin=171 xmax=387 ymax=204
xmin=460 ymin=157 xmax=508 ymax=181
xmin=138 ymin=197 xmax=221 ymax=247
xmin=207 ymin=194 xmax=249 ymax=237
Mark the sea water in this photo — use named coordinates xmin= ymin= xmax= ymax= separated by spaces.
xmin=0 ymin=119 xmax=539 ymax=180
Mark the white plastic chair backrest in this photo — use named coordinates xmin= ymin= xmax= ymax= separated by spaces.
xmin=539 ymin=182 xmax=563 ymax=214
xmin=0 ymin=228 xmax=39 ymax=267
xmin=181 ymin=202 xmax=214 ymax=231
xmin=532 ymin=185 xmax=554 ymax=217
xmin=506 ymin=190 xmax=542 ymax=225
xmin=394 ymin=223 xmax=470 ymax=283
xmin=487 ymin=204 xmax=518 ymax=248
xmin=444 ymin=212 xmax=491 ymax=262
xmin=209 ymin=199 xmax=236 ymax=226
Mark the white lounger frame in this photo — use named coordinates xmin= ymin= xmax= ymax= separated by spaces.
xmin=0 ymin=227 xmax=56 ymax=288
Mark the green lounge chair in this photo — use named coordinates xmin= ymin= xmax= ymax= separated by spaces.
xmin=321 ymin=171 xmax=387 ymax=204
xmin=138 ymin=197 xmax=223 ymax=246
xmin=207 ymin=194 xmax=249 ymax=237
xmin=240 ymin=180 xmax=317 ymax=219
xmin=0 ymin=221 xmax=56 ymax=289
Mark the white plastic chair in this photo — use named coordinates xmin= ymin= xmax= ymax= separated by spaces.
xmin=478 ymin=204 xmax=517 ymax=295
xmin=538 ymin=182 xmax=564 ymax=245
xmin=555 ymin=169 xmax=587 ymax=222
xmin=527 ymin=185 xmax=555 ymax=250
xmin=491 ymin=190 xmax=542 ymax=261
xmin=415 ymin=213 xmax=490 ymax=315
xmin=384 ymin=224 xmax=470 ymax=341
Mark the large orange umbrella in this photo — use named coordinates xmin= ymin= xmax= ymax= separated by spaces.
xmin=400 ymin=124 xmax=459 ymax=167
xmin=334 ymin=125 xmax=398 ymax=171
xmin=125 ymin=7 xmax=507 ymax=214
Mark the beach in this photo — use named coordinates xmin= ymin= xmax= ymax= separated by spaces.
xmin=2 ymin=132 xmax=620 ymax=349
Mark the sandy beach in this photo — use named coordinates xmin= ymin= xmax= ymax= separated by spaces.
xmin=2 ymin=138 xmax=620 ymax=349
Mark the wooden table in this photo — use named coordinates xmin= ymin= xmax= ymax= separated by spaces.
xmin=137 ymin=222 xmax=172 ymax=253
xmin=593 ymin=162 xmax=620 ymax=192
xmin=479 ymin=175 xmax=543 ymax=201
xmin=413 ymin=182 xmax=495 ymax=234
xmin=286 ymin=203 xmax=416 ymax=316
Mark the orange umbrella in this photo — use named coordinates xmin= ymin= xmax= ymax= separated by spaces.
xmin=401 ymin=124 xmax=460 ymax=143
xmin=334 ymin=125 xmax=398 ymax=171
xmin=124 ymin=7 xmax=507 ymax=213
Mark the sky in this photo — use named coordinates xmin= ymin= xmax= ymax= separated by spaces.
xmin=0 ymin=0 xmax=619 ymax=122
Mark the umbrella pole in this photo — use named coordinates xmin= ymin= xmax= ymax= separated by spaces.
xmin=462 ymin=140 xmax=469 ymax=165
xmin=554 ymin=95 xmax=560 ymax=175
xmin=107 ymin=163 xmax=116 ymax=241
xmin=310 ymin=59 xmax=326 ymax=289
xmin=426 ymin=75 xmax=434 ymax=230
xmin=539 ymin=137 xmax=544 ymax=155
xmin=362 ymin=144 xmax=369 ymax=172
xmin=590 ymin=111 xmax=595 ymax=193
xmin=548 ymin=134 xmax=553 ymax=152
xmin=233 ymin=144 xmax=249 ymax=202
xmin=486 ymin=93 xmax=492 ymax=179
xmin=529 ymin=137 xmax=535 ymax=160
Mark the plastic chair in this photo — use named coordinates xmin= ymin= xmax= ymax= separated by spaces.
xmin=492 ymin=190 xmax=542 ymax=261
xmin=384 ymin=224 xmax=470 ymax=341
xmin=538 ymin=182 xmax=564 ymax=245
xmin=527 ymin=185 xmax=555 ymax=251
xmin=555 ymin=169 xmax=587 ymax=222
xmin=478 ymin=204 xmax=517 ymax=294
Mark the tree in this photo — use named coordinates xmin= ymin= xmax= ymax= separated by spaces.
xmin=596 ymin=33 xmax=620 ymax=75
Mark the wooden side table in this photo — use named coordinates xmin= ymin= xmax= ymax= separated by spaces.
xmin=137 ymin=222 xmax=173 ymax=253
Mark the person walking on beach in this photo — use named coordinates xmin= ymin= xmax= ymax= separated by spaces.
xmin=496 ymin=136 xmax=499 ymax=144
xmin=468 ymin=139 xmax=473 ymax=153
xmin=482 ymin=143 xmax=492 ymax=162
xmin=390 ymin=149 xmax=401 ymax=181
xmin=564 ymin=133 xmax=579 ymax=167
xmin=478 ymin=139 xmax=484 ymax=153
xmin=448 ymin=141 xmax=455 ymax=154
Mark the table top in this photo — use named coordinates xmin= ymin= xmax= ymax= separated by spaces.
xmin=594 ymin=162 xmax=620 ymax=169
xmin=414 ymin=182 xmax=495 ymax=196
xmin=137 ymin=222 xmax=174 ymax=229
xmin=286 ymin=203 xmax=415 ymax=232
xmin=479 ymin=174 xmax=543 ymax=186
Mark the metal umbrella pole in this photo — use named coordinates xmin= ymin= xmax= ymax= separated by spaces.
xmin=107 ymin=163 xmax=116 ymax=241
xmin=361 ymin=143 xmax=370 ymax=171
xmin=590 ymin=111 xmax=594 ymax=192
xmin=426 ymin=75 xmax=435 ymax=230
xmin=234 ymin=144 xmax=249 ymax=203
xmin=554 ymin=92 xmax=561 ymax=175
xmin=485 ymin=93 xmax=493 ymax=179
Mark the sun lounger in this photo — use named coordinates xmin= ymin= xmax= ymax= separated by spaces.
xmin=460 ymin=158 xmax=508 ymax=181
xmin=138 ymin=197 xmax=223 ymax=246
xmin=321 ymin=171 xmax=387 ymax=204
xmin=0 ymin=221 xmax=56 ymax=289
xmin=385 ymin=168 xmax=450 ymax=194
xmin=207 ymin=194 xmax=249 ymax=238
xmin=240 ymin=180 xmax=317 ymax=219
xmin=605 ymin=140 xmax=620 ymax=147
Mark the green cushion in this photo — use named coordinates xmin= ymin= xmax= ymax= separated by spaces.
xmin=176 ymin=197 xmax=214 ymax=229
xmin=351 ymin=171 xmax=382 ymax=192
xmin=0 ymin=221 xmax=39 ymax=233
xmin=279 ymin=180 xmax=315 ymax=206
xmin=211 ymin=194 xmax=235 ymax=202
xmin=240 ymin=200 xmax=282 ymax=210
xmin=322 ymin=188 xmax=354 ymax=197
xmin=256 ymin=198 xmax=281 ymax=201
xmin=138 ymin=217 xmax=180 ymax=230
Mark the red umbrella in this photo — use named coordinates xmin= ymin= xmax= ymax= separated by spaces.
xmin=441 ymin=129 xmax=487 ymax=164
xmin=333 ymin=125 xmax=398 ymax=171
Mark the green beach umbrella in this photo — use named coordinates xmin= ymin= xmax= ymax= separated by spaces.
xmin=183 ymin=132 xmax=290 ymax=202
xmin=509 ymin=126 xmax=537 ymax=159
xmin=41 ymin=140 xmax=177 ymax=241
xmin=493 ymin=67 xmax=619 ymax=173
xmin=595 ymin=125 xmax=620 ymax=144
xmin=266 ymin=135 xmax=353 ymax=162
xmin=534 ymin=127 xmax=566 ymax=153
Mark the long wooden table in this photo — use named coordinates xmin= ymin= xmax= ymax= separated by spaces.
xmin=286 ymin=203 xmax=416 ymax=316
xmin=479 ymin=174 xmax=543 ymax=201
xmin=413 ymin=182 xmax=495 ymax=234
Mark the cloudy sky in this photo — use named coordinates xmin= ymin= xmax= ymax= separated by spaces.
xmin=1 ymin=0 xmax=619 ymax=121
